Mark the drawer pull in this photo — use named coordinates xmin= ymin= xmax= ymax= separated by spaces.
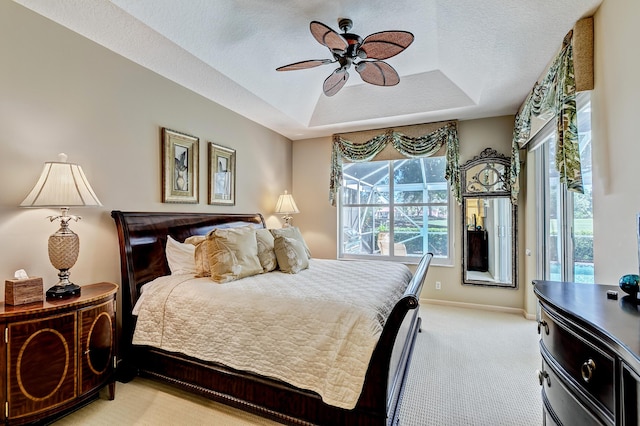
xmin=581 ymin=359 xmax=596 ymax=383
xmin=537 ymin=369 xmax=550 ymax=387
xmin=537 ymin=320 xmax=549 ymax=335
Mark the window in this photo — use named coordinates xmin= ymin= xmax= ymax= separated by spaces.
xmin=338 ymin=156 xmax=452 ymax=265
xmin=532 ymin=93 xmax=593 ymax=283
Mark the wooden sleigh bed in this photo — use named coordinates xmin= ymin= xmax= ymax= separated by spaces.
xmin=111 ymin=210 xmax=432 ymax=426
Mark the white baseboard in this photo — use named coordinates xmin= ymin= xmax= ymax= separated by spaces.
xmin=420 ymin=298 xmax=536 ymax=320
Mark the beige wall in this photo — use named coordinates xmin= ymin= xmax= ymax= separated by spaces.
xmin=0 ymin=2 xmax=291 ymax=300
xmin=591 ymin=0 xmax=640 ymax=284
xmin=293 ymin=116 xmax=527 ymax=310
xmin=292 ymin=136 xmax=337 ymax=260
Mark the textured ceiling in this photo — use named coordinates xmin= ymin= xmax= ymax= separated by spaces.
xmin=14 ymin=0 xmax=601 ymax=140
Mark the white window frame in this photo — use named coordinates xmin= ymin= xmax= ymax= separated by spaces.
xmin=337 ymin=157 xmax=454 ymax=266
xmin=531 ymin=92 xmax=593 ymax=282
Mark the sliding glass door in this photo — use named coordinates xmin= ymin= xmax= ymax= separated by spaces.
xmin=533 ymin=94 xmax=593 ymax=283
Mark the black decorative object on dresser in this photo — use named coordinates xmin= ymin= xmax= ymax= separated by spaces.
xmin=0 ymin=282 xmax=117 ymax=425
xmin=534 ymin=280 xmax=640 ymax=426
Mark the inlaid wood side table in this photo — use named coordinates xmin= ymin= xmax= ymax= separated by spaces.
xmin=0 ymin=282 xmax=117 ymax=425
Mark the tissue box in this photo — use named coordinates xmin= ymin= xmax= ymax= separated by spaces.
xmin=5 ymin=277 xmax=44 ymax=305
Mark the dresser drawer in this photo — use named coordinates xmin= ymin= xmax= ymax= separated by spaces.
xmin=540 ymin=355 xmax=610 ymax=426
xmin=622 ymin=363 xmax=640 ymax=426
xmin=539 ymin=307 xmax=615 ymax=415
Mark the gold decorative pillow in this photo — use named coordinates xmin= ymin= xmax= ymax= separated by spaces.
xmin=256 ymin=229 xmax=277 ymax=272
xmin=273 ymin=236 xmax=309 ymax=274
xmin=184 ymin=235 xmax=209 ymax=277
xmin=270 ymin=227 xmax=311 ymax=259
xmin=206 ymin=226 xmax=263 ymax=283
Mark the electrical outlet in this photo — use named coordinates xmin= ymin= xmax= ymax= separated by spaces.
xmin=435 ymin=281 xmax=441 ymax=290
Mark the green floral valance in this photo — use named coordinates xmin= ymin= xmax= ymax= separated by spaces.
xmin=510 ymin=30 xmax=583 ymax=204
xmin=329 ymin=122 xmax=460 ymax=206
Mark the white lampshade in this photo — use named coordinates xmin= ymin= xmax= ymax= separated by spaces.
xmin=20 ymin=153 xmax=102 ymax=208
xmin=275 ymin=190 xmax=299 ymax=214
xmin=275 ymin=190 xmax=299 ymax=227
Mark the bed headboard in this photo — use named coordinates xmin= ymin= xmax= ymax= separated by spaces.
xmin=111 ymin=211 xmax=266 ymax=314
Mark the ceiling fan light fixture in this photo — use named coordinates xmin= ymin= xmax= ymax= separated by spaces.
xmin=276 ymin=18 xmax=413 ymax=96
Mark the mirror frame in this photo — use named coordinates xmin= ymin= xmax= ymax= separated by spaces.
xmin=460 ymin=148 xmax=517 ymax=288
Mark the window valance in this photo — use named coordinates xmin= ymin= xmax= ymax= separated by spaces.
xmin=510 ymin=18 xmax=593 ymax=204
xmin=329 ymin=121 xmax=460 ymax=206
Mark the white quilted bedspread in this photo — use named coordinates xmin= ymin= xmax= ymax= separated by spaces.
xmin=132 ymin=258 xmax=412 ymax=409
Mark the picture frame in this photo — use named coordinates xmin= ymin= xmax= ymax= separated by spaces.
xmin=208 ymin=142 xmax=236 ymax=205
xmin=161 ymin=128 xmax=199 ymax=204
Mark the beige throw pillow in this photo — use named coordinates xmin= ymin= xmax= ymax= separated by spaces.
xmin=255 ymin=229 xmax=277 ymax=272
xmin=184 ymin=235 xmax=210 ymax=277
xmin=270 ymin=227 xmax=311 ymax=259
xmin=206 ymin=226 xmax=262 ymax=283
xmin=274 ymin=236 xmax=309 ymax=274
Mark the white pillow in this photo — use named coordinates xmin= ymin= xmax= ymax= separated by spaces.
xmin=165 ymin=235 xmax=197 ymax=275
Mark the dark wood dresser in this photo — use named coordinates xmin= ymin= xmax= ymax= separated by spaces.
xmin=0 ymin=282 xmax=117 ymax=425
xmin=533 ymin=280 xmax=640 ymax=426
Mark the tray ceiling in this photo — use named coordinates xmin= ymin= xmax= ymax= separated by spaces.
xmin=14 ymin=0 xmax=601 ymax=140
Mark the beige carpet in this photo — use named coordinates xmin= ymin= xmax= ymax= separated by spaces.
xmin=53 ymin=304 xmax=542 ymax=426
xmin=398 ymin=304 xmax=543 ymax=426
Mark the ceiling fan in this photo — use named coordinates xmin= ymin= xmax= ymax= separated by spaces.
xmin=276 ymin=18 xmax=414 ymax=97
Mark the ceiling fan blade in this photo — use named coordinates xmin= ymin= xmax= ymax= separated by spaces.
xmin=360 ymin=31 xmax=414 ymax=60
xmin=310 ymin=21 xmax=348 ymax=52
xmin=323 ymin=68 xmax=349 ymax=96
xmin=276 ymin=59 xmax=333 ymax=71
xmin=355 ymin=61 xmax=400 ymax=86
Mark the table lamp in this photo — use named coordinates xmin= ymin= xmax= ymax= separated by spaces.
xmin=275 ymin=190 xmax=299 ymax=227
xmin=20 ymin=153 xmax=102 ymax=298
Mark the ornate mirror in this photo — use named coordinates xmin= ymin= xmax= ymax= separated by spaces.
xmin=461 ymin=148 xmax=517 ymax=288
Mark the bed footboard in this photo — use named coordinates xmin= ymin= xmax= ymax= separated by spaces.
xmin=361 ymin=252 xmax=433 ymax=425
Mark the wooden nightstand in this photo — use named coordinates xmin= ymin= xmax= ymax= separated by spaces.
xmin=0 ymin=282 xmax=117 ymax=425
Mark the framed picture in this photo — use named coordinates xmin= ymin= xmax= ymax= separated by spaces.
xmin=162 ymin=128 xmax=199 ymax=203
xmin=208 ymin=142 xmax=236 ymax=205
